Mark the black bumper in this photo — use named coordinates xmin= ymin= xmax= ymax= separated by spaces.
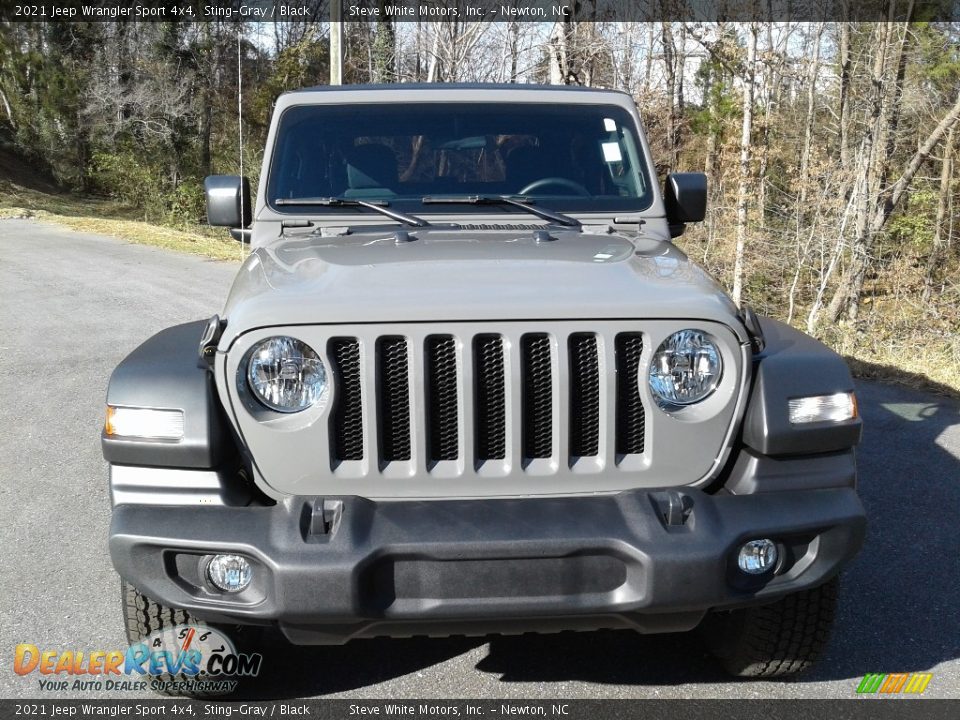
xmin=109 ymin=487 xmax=865 ymax=644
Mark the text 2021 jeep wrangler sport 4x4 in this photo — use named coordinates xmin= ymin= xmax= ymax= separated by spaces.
xmin=103 ymin=84 xmax=865 ymax=685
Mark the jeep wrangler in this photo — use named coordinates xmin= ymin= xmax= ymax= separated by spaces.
xmin=103 ymin=84 xmax=865 ymax=686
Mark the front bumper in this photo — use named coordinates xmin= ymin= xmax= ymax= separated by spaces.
xmin=110 ymin=486 xmax=865 ymax=644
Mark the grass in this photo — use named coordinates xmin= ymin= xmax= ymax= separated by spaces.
xmin=831 ymin=318 xmax=960 ymax=400
xmin=846 ymin=356 xmax=960 ymax=400
xmin=0 ymin=180 xmax=243 ymax=262
xmin=822 ymin=255 xmax=960 ymax=399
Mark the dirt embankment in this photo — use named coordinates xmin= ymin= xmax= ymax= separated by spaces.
xmin=0 ymin=132 xmax=242 ymax=262
xmin=0 ymin=132 xmax=61 ymax=194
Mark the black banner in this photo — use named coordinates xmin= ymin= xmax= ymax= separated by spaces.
xmin=1 ymin=699 xmax=958 ymax=720
xmin=2 ymin=0 xmax=959 ymax=23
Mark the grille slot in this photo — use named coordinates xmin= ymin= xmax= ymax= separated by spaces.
xmin=474 ymin=335 xmax=507 ymax=461
xmin=329 ymin=338 xmax=364 ymax=462
xmin=425 ymin=335 xmax=459 ymax=462
xmin=569 ymin=333 xmax=601 ymax=458
xmin=377 ymin=336 xmax=412 ymax=463
xmin=615 ymin=333 xmax=646 ymax=455
xmin=521 ymin=334 xmax=553 ymax=460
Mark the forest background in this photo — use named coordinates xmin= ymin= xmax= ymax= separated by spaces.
xmin=1 ymin=5 xmax=958 ymax=392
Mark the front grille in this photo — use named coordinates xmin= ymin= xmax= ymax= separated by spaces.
xmin=328 ymin=327 xmax=648 ymax=475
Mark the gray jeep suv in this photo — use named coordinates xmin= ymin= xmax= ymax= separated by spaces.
xmin=103 ymin=84 xmax=865 ymax=687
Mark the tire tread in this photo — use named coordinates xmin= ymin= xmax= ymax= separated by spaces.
xmin=120 ymin=580 xmax=234 ymax=697
xmin=701 ymin=577 xmax=839 ymax=677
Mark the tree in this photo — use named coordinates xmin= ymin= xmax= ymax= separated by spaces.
xmin=731 ymin=23 xmax=758 ymax=307
xmin=924 ymin=126 xmax=956 ymax=300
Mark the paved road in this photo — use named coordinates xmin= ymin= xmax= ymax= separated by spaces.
xmin=1 ymin=219 xmax=957 ymax=700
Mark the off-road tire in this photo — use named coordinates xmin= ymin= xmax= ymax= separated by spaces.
xmin=121 ymin=580 xmax=237 ymax=697
xmin=700 ymin=576 xmax=839 ymax=677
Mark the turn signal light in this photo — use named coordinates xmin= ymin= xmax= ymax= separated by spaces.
xmin=787 ymin=392 xmax=857 ymax=424
xmin=105 ymin=406 xmax=184 ymax=440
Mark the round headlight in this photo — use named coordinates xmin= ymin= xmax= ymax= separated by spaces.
xmin=246 ymin=336 xmax=327 ymax=413
xmin=648 ymin=329 xmax=722 ymax=406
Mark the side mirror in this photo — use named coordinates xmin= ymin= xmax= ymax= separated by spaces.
xmin=204 ymin=176 xmax=251 ymax=237
xmin=664 ymin=172 xmax=707 ymax=238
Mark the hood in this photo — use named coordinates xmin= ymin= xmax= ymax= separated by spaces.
xmin=219 ymin=227 xmax=741 ymax=345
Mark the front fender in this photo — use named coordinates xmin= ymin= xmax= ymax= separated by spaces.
xmin=742 ymin=318 xmax=862 ymax=456
xmin=101 ymin=321 xmax=233 ymax=468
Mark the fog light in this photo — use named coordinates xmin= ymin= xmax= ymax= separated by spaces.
xmin=207 ymin=554 xmax=252 ymax=593
xmin=737 ymin=539 xmax=778 ymax=575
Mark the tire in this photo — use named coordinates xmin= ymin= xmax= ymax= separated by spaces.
xmin=700 ymin=577 xmax=839 ymax=678
xmin=121 ymin=580 xmax=240 ymax=697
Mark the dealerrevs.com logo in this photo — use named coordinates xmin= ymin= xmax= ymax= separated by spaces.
xmin=14 ymin=624 xmax=262 ymax=695
xmin=856 ymin=672 xmax=933 ymax=695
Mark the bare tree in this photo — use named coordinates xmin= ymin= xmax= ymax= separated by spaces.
xmin=825 ymin=7 xmax=915 ymax=323
xmin=731 ymin=23 xmax=758 ymax=307
xmin=661 ymin=21 xmax=679 ymax=171
xmin=818 ymin=88 xmax=960 ymax=325
xmin=924 ymin=126 xmax=956 ymax=301
xmin=837 ymin=12 xmax=853 ymax=170
xmin=798 ymin=23 xmax=824 ymax=207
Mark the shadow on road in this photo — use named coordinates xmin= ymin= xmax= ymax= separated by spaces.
xmin=804 ymin=377 xmax=960 ymax=682
xmin=232 ymin=633 xmax=484 ymax=699
xmin=229 ymin=377 xmax=959 ymax=699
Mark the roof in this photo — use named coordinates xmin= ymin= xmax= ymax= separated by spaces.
xmin=284 ymin=82 xmax=629 ymax=96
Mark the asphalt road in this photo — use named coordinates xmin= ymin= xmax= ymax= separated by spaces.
xmin=1 ymin=218 xmax=958 ymax=700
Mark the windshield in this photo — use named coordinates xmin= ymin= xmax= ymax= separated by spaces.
xmin=267 ymin=102 xmax=653 ymax=216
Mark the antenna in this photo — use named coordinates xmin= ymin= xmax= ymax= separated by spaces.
xmin=237 ymin=26 xmax=246 ymax=258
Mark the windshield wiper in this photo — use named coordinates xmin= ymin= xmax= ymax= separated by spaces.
xmin=420 ymin=195 xmax=580 ymax=228
xmin=274 ymin=197 xmax=430 ymax=227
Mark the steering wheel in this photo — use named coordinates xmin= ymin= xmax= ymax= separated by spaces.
xmin=518 ymin=177 xmax=591 ymax=197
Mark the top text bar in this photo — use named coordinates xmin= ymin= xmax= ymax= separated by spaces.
xmin=2 ymin=0 xmax=958 ymax=23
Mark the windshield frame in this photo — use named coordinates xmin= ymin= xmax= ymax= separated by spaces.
xmin=265 ymin=101 xmax=657 ymax=218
